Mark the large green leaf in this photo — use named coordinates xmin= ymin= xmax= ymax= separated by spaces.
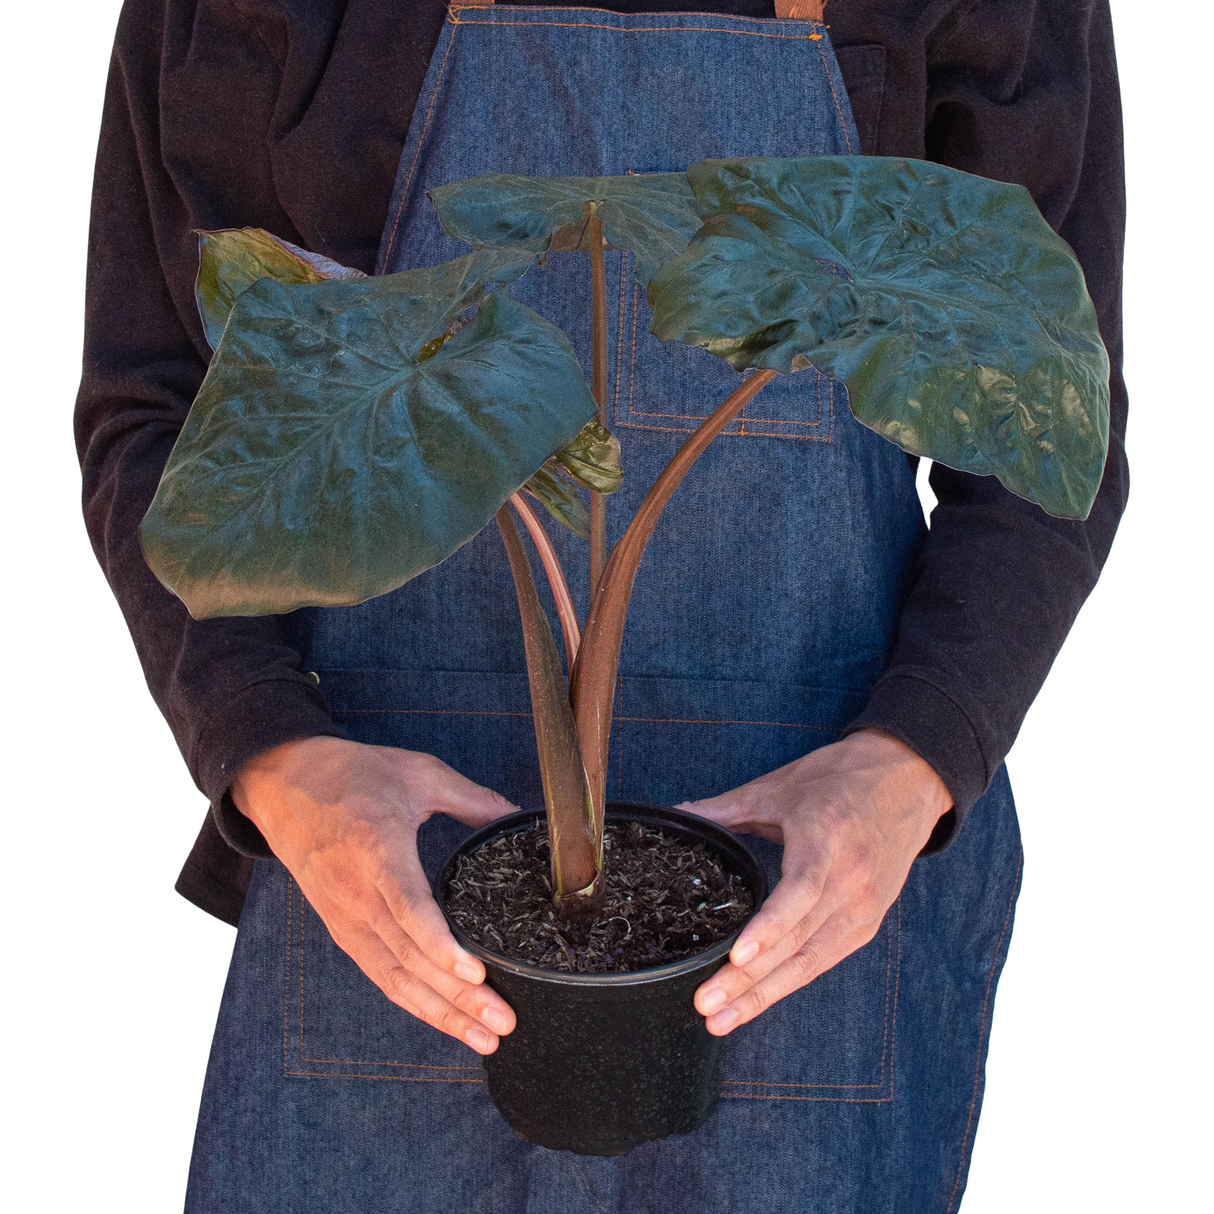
xmin=429 ymin=172 xmax=701 ymax=285
xmin=142 ymin=248 xmax=599 ymax=618
xmin=649 ymin=157 xmax=1110 ymax=519
xmin=195 ymin=227 xmax=365 ymax=350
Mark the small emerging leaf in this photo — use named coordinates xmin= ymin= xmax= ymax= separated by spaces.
xmin=429 ymin=172 xmax=701 ymax=285
xmin=417 ymin=331 xmax=453 ymax=362
xmin=555 ymin=419 xmax=623 ymax=495
xmin=525 ymin=461 xmax=591 ymax=539
xmin=195 ymin=227 xmax=365 ymax=350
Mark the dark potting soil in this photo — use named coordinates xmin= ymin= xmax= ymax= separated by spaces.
xmin=445 ymin=820 xmax=753 ymax=974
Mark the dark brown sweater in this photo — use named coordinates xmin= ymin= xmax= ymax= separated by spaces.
xmin=75 ymin=0 xmax=1129 ymax=925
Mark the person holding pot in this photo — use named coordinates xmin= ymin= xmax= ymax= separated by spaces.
xmin=76 ymin=0 xmax=1128 ymax=1208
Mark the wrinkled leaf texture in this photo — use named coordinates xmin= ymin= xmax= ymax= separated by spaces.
xmin=555 ymin=418 xmax=623 ymax=495
xmin=429 ymin=172 xmax=702 ymax=286
xmin=523 ymin=418 xmax=623 ymax=539
xmin=525 ymin=461 xmax=591 ymax=540
xmin=142 ymin=248 xmax=600 ymax=617
xmin=650 ymin=157 xmax=1110 ymax=519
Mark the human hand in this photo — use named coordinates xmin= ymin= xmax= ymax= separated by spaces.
xmin=679 ymin=730 xmax=952 ymax=1036
xmin=232 ymin=735 xmax=519 ymax=1054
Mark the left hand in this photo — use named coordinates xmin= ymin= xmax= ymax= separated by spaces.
xmin=679 ymin=729 xmax=952 ymax=1036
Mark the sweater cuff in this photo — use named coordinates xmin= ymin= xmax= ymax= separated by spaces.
xmin=843 ymin=670 xmax=991 ymax=853
xmin=196 ymin=678 xmax=343 ymax=858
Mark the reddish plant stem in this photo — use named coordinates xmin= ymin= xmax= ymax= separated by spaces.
xmin=496 ymin=506 xmax=599 ymax=905
xmin=570 ymin=370 xmax=778 ymax=834
xmin=588 ymin=208 xmax=609 ymax=597
xmin=510 ymin=491 xmax=581 ymax=668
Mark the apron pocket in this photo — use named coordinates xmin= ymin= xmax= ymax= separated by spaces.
xmin=720 ymin=899 xmax=900 ymax=1103
xmin=282 ymin=874 xmax=484 ymax=1084
xmin=612 ymin=254 xmax=836 ymax=444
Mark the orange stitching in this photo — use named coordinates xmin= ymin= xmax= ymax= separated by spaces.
xmin=335 ymin=707 xmax=532 ymax=718
xmin=291 ymin=883 xmax=480 ymax=1073
xmin=448 ymin=16 xmax=826 ymax=40
xmin=298 ymin=1055 xmax=479 ymax=1071
xmin=721 ymin=1092 xmax=891 ymax=1103
xmin=449 ymin=6 xmax=824 ymax=25
xmin=619 ymin=260 xmax=833 ymax=440
xmin=723 ymin=901 xmax=898 ymax=1090
xmin=626 ymin=397 xmax=824 ymax=426
xmin=299 ymin=884 xmax=306 ymax=1059
xmin=723 ymin=375 xmax=827 ymax=427
xmin=888 ymin=898 xmax=902 ymax=1101
xmin=617 ymin=417 xmax=830 ymax=440
xmin=613 ymin=253 xmax=628 ymax=417
xmin=875 ymin=897 xmax=895 ymax=1076
xmin=945 ymin=850 xmax=1023 ymax=1214
xmin=616 ymin=715 xmax=834 ymax=730
xmin=815 ymin=33 xmax=853 ymax=153
xmin=382 ymin=24 xmax=460 ymax=268
xmin=283 ymin=874 xmax=292 ymax=1072
xmin=299 ymin=1059 xmax=479 ymax=1071
xmin=285 ymin=1070 xmax=483 ymax=1084
xmin=722 ymin=1079 xmax=879 ymax=1089
xmin=336 ymin=707 xmax=843 ymax=731
xmin=626 ymin=276 xmax=641 ymax=422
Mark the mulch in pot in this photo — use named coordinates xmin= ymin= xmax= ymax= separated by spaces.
xmin=445 ymin=820 xmax=754 ymax=974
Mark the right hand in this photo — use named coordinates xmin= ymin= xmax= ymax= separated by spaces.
xmin=231 ymin=735 xmax=519 ymax=1054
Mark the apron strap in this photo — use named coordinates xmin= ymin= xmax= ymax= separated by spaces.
xmin=775 ymin=1 xmax=826 ymax=17
xmin=449 ymin=1 xmax=827 ymax=20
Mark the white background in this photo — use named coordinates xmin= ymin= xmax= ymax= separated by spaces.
xmin=2 ymin=1 xmax=1209 ymax=1209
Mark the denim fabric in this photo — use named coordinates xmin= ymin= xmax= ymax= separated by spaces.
xmin=188 ymin=8 xmax=1022 ymax=1210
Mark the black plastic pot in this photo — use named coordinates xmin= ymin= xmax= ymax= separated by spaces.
xmin=436 ymin=803 xmax=767 ymax=1156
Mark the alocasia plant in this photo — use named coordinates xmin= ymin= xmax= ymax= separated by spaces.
xmin=141 ymin=156 xmax=1109 ymax=920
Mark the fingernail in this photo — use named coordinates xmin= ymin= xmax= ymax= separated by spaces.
xmin=732 ymin=939 xmax=759 ymax=966
xmin=481 ymin=1005 xmax=511 ymax=1034
xmin=454 ymin=960 xmax=482 ymax=984
xmin=708 ymin=1007 xmax=739 ymax=1034
xmin=700 ymin=987 xmax=726 ymax=1015
xmin=466 ymin=1025 xmax=495 ymax=1053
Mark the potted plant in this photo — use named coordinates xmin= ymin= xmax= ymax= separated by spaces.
xmin=140 ymin=156 xmax=1109 ymax=1156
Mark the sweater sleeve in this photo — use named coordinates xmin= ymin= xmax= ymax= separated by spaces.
xmin=74 ymin=0 xmax=343 ymax=861
xmin=844 ymin=0 xmax=1130 ymax=847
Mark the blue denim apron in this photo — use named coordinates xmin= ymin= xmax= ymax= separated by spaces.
xmin=187 ymin=7 xmax=1024 ymax=1210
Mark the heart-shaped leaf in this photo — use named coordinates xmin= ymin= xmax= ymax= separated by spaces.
xmin=650 ymin=157 xmax=1110 ymax=519
xmin=142 ymin=248 xmax=599 ymax=618
xmin=429 ymin=172 xmax=702 ymax=285
xmin=195 ymin=227 xmax=366 ymax=350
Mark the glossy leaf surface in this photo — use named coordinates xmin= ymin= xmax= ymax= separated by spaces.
xmin=525 ymin=461 xmax=591 ymax=540
xmin=556 ymin=418 xmax=623 ymax=496
xmin=429 ymin=172 xmax=701 ymax=285
xmin=143 ymin=248 xmax=600 ymax=618
xmin=195 ymin=227 xmax=365 ymax=350
xmin=650 ymin=157 xmax=1110 ymax=519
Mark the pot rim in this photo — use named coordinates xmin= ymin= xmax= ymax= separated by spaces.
xmin=438 ymin=803 xmax=766 ymax=988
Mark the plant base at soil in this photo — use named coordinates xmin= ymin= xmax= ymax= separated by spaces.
xmin=445 ymin=820 xmax=753 ymax=973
